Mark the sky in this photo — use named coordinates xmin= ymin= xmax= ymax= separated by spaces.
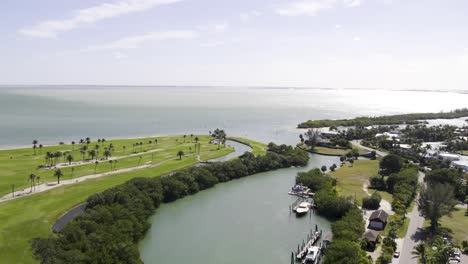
xmin=0 ymin=0 xmax=467 ymax=90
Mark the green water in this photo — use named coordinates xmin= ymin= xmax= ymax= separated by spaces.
xmin=139 ymin=154 xmax=340 ymax=264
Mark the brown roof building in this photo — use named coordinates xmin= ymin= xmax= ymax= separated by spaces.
xmin=368 ymin=209 xmax=388 ymax=230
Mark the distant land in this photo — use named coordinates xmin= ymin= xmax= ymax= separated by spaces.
xmin=298 ymin=108 xmax=468 ymax=128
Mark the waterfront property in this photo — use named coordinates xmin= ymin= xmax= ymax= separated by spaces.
xmin=368 ymin=209 xmax=389 ymax=230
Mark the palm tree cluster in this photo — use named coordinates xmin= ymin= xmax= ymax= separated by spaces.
xmin=412 ymin=238 xmax=458 ymax=264
xmin=28 ymin=173 xmax=41 ymax=192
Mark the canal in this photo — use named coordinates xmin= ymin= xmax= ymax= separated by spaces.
xmin=139 ymin=145 xmax=340 ymax=263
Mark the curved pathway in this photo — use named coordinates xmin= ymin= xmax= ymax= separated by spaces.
xmin=0 ymin=156 xmax=181 ymax=203
xmin=351 ymin=140 xmax=388 ymax=157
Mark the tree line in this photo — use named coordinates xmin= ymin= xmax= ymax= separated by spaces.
xmin=30 ymin=143 xmax=309 ymax=264
xmin=297 ymin=108 xmax=468 ymax=128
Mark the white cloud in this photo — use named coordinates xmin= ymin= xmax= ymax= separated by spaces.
xmin=275 ymin=0 xmax=362 ymax=16
xmin=276 ymin=0 xmax=335 ymax=16
xmin=84 ymin=30 xmax=196 ymax=51
xmin=19 ymin=0 xmax=181 ymax=38
xmin=343 ymin=0 xmax=362 ymax=7
xmin=240 ymin=11 xmax=262 ymax=22
xmin=213 ymin=22 xmax=229 ymax=33
xmin=353 ymin=36 xmax=361 ymax=41
xmin=196 ymin=22 xmax=229 ymax=33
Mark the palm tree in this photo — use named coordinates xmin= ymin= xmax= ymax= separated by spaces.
xmin=140 ymin=142 xmax=143 ymax=152
xmin=154 ymin=138 xmax=158 ymax=144
xmin=94 ymin=161 xmax=99 ymax=173
xmin=39 ymin=144 xmax=43 ymax=154
xmin=66 ymin=154 xmax=74 ymax=165
xmin=54 ymin=169 xmax=63 ymax=184
xmin=190 ymin=134 xmax=193 ymax=142
xmin=71 ymin=167 xmax=75 ymax=179
xmin=103 ymin=149 xmax=111 ymax=160
xmin=177 ymin=150 xmax=185 ymax=160
xmin=88 ymin=150 xmax=97 ymax=161
xmin=71 ymin=141 xmax=75 ymax=150
xmin=54 ymin=152 xmax=62 ymax=165
xmin=411 ymin=243 xmax=428 ymax=264
xmin=183 ymin=135 xmax=187 ymax=143
xmin=432 ymin=239 xmax=453 ymax=263
xmin=123 ymin=145 xmax=126 ymax=155
xmin=33 ymin=143 xmax=37 ymax=155
xmin=113 ymin=160 xmax=118 ymax=170
xmin=28 ymin=173 xmax=36 ymax=192
xmin=109 ymin=160 xmax=113 ymax=171
xmin=194 ymin=136 xmax=199 ymax=143
xmin=35 ymin=176 xmax=41 ymax=189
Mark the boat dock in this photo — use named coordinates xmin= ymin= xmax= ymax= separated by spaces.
xmin=293 ymin=225 xmax=322 ymax=262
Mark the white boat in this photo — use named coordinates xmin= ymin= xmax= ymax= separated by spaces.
xmin=295 ymin=202 xmax=311 ymax=215
xmin=303 ymin=246 xmax=320 ymax=264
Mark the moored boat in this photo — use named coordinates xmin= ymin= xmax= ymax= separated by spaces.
xmin=294 ymin=202 xmax=312 ymax=216
xmin=302 ymin=246 xmax=320 ymax=264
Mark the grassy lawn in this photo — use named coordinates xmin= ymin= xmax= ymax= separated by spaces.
xmin=298 ymin=143 xmax=367 ymax=157
xmin=227 ymin=137 xmax=267 ymax=155
xmin=0 ymin=135 xmax=222 ymax=197
xmin=0 ymin=135 xmax=242 ymax=264
xmin=329 ymin=159 xmax=380 ymax=205
xmin=313 ymin=146 xmax=350 ymax=156
xmin=436 ymin=207 xmax=468 ymax=243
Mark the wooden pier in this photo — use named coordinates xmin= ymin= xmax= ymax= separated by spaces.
xmin=293 ymin=225 xmax=322 ymax=262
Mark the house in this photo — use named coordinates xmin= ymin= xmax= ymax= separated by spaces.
xmin=368 ymin=209 xmax=388 ymax=230
xmin=362 ymin=230 xmax=380 ymax=249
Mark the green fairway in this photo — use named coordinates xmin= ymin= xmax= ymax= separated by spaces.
xmin=0 ymin=135 xmax=221 ymax=197
xmin=0 ymin=135 xmax=248 ymax=264
xmin=228 ymin=137 xmax=267 ymax=155
xmin=329 ymin=159 xmax=380 ymax=205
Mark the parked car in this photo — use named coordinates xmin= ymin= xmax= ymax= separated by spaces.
xmin=393 ymin=251 xmax=400 ymax=258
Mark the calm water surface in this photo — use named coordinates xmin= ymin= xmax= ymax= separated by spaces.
xmin=139 ymin=154 xmax=340 ymax=264
xmin=1 ymin=86 xmax=467 ymax=148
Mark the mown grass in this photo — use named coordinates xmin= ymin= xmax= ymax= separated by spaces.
xmin=0 ymin=135 xmax=217 ymax=196
xmin=0 ymin=135 xmax=237 ymax=264
xmin=298 ymin=143 xmax=367 ymax=157
xmin=435 ymin=207 xmax=468 ymax=243
xmin=227 ymin=137 xmax=267 ymax=156
xmin=329 ymin=160 xmax=380 ymax=205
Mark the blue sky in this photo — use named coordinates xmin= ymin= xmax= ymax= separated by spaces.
xmin=1 ymin=0 xmax=467 ymax=89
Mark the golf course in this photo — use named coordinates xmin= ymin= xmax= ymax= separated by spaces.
xmin=0 ymin=134 xmax=249 ymax=263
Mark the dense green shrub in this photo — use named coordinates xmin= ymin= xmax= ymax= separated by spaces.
xmin=362 ymin=192 xmax=381 ymax=210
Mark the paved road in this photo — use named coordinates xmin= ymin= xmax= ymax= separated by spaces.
xmin=351 ymin=140 xmax=388 ymax=157
xmin=395 ymin=171 xmax=426 ymax=264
